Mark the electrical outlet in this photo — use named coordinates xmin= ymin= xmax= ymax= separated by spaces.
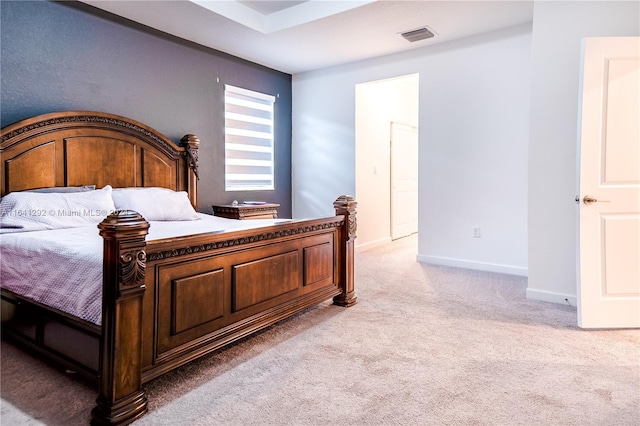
xmin=472 ymin=226 xmax=481 ymax=238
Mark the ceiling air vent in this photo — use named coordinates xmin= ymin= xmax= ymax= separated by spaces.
xmin=400 ymin=27 xmax=435 ymax=43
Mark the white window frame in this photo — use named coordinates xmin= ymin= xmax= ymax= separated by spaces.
xmin=224 ymin=84 xmax=276 ymax=191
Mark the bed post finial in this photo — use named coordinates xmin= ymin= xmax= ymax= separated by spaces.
xmin=333 ymin=195 xmax=358 ymax=307
xmin=93 ymin=210 xmax=150 ymax=425
xmin=181 ymin=134 xmax=199 ymax=210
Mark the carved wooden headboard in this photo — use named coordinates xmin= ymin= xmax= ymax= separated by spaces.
xmin=0 ymin=111 xmax=199 ymax=208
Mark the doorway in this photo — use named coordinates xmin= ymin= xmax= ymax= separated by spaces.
xmin=355 ymin=74 xmax=419 ymax=249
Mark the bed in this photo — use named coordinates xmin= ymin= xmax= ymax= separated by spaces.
xmin=0 ymin=111 xmax=357 ymax=425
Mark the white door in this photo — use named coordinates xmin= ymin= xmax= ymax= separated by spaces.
xmin=577 ymin=37 xmax=640 ymax=329
xmin=390 ymin=122 xmax=418 ymax=240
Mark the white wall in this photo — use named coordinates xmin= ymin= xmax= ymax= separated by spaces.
xmin=293 ymin=24 xmax=531 ymax=274
xmin=355 ymin=74 xmax=419 ymax=249
xmin=416 ymin=26 xmax=530 ymax=276
xmin=527 ymin=1 xmax=640 ymax=304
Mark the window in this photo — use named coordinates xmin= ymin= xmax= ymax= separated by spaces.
xmin=224 ymin=84 xmax=275 ymax=191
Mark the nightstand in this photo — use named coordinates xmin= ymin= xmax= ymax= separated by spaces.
xmin=212 ymin=203 xmax=280 ymax=220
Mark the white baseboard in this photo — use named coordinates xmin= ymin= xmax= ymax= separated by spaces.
xmin=526 ymin=288 xmax=577 ymax=307
xmin=416 ymin=255 xmax=528 ymax=277
xmin=356 ymin=237 xmax=392 ymax=252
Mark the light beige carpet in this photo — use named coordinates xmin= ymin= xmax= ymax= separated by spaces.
xmin=1 ymin=235 xmax=639 ymax=425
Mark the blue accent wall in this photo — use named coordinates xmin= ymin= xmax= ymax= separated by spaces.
xmin=1 ymin=0 xmax=292 ymax=216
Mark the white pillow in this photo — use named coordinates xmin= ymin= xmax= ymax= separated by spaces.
xmin=112 ymin=187 xmax=198 ymax=221
xmin=0 ymin=185 xmax=115 ymax=233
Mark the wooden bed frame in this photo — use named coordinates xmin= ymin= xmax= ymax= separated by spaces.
xmin=0 ymin=111 xmax=357 ymax=425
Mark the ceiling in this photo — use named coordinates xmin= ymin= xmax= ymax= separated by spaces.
xmin=81 ymin=0 xmax=533 ymax=74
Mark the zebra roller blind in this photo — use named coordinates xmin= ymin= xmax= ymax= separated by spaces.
xmin=224 ymin=84 xmax=276 ymax=191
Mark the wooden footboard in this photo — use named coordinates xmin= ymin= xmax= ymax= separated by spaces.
xmin=90 ymin=196 xmax=357 ymax=425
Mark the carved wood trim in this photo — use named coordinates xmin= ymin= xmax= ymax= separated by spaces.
xmin=120 ymin=249 xmax=146 ymax=290
xmin=181 ymin=134 xmax=199 ymax=180
xmin=333 ymin=195 xmax=357 ymax=240
xmin=332 ymin=195 xmax=358 ymax=307
xmin=1 ymin=113 xmax=180 ymax=157
xmin=147 ymin=221 xmax=343 ymax=261
xmin=180 ymin=134 xmax=199 ymax=209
